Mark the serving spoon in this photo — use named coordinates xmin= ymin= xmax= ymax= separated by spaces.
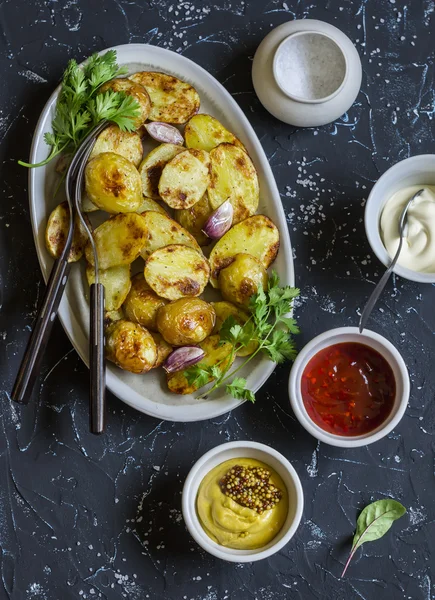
xmin=359 ymin=188 xmax=424 ymax=333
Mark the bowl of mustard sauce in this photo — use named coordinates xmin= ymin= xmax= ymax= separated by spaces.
xmin=182 ymin=441 xmax=304 ymax=562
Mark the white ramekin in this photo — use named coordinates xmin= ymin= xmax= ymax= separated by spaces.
xmin=365 ymin=154 xmax=435 ymax=283
xmin=182 ymin=441 xmax=304 ymax=562
xmin=288 ymin=327 xmax=410 ymax=448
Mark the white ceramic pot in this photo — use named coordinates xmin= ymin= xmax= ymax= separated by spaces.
xmin=365 ymin=154 xmax=435 ymax=284
xmin=252 ymin=19 xmax=362 ymax=127
xmin=288 ymin=327 xmax=410 ymax=448
xmin=182 ymin=441 xmax=304 ymax=562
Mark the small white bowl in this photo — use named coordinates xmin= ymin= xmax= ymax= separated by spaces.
xmin=288 ymin=327 xmax=409 ymax=448
xmin=365 ymin=154 xmax=435 ymax=284
xmin=252 ymin=19 xmax=362 ymax=127
xmin=182 ymin=441 xmax=304 ymax=562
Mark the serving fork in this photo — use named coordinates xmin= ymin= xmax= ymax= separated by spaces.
xmin=12 ymin=121 xmax=108 ymax=434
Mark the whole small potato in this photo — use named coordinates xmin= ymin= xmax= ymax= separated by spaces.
xmin=123 ymin=273 xmax=168 ymax=331
xmin=85 ymin=152 xmax=142 ymax=214
xmin=99 ymin=78 xmax=151 ymax=128
xmin=218 ymin=253 xmax=268 ymax=307
xmin=150 ymin=332 xmax=173 ymax=368
xmin=156 ymin=298 xmax=216 ymax=346
xmin=106 ymin=319 xmax=157 ymax=374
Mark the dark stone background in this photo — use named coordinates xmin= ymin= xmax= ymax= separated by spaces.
xmin=1 ymin=1 xmax=434 ymax=599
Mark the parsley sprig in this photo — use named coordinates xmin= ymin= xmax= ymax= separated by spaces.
xmin=184 ymin=271 xmax=300 ymax=403
xmin=19 ymin=50 xmax=140 ymax=168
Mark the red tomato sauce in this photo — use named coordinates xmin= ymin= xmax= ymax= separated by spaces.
xmin=301 ymin=342 xmax=396 ymax=436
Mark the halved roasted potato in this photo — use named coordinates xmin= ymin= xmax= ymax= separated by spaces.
xmin=136 ymin=197 xmax=168 ymax=215
xmin=85 ymin=213 xmax=148 ymax=269
xmin=150 ymin=332 xmax=173 ymax=368
xmin=212 ymin=301 xmax=258 ymax=357
xmin=209 ymin=215 xmax=280 ymax=287
xmin=123 ymin=273 xmax=168 ymax=331
xmin=106 ymin=319 xmax=157 ymax=374
xmin=185 ymin=114 xmax=246 ymax=153
xmin=174 ymin=193 xmax=213 ymax=246
xmin=104 ymin=308 xmax=124 ymax=327
xmin=218 ymin=253 xmax=268 ymax=307
xmin=158 ymin=149 xmax=210 ymax=210
xmin=144 ymin=244 xmax=210 ymax=300
xmin=156 ymin=298 xmax=216 ymax=346
xmin=208 ymin=143 xmax=259 ymax=224
xmin=139 ymin=211 xmax=200 ymax=259
xmin=138 ymin=143 xmax=184 ymax=199
xmin=89 ymin=124 xmax=143 ymax=167
xmin=82 ymin=193 xmax=99 ymax=213
xmin=45 ymin=201 xmax=90 ymax=263
xmin=129 ymin=71 xmax=200 ymax=124
xmin=86 ymin=264 xmax=131 ymax=311
xmin=85 ymin=152 xmax=142 ymax=214
xmin=99 ymin=78 xmax=151 ymax=128
xmin=167 ymin=335 xmax=234 ymax=395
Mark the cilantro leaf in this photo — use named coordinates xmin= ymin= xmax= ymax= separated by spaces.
xmin=184 ymin=364 xmax=212 ymax=389
xmin=226 ymin=378 xmax=256 ymax=403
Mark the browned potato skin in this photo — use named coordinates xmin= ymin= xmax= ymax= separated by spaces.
xmin=106 ymin=319 xmax=157 ymax=374
xmin=174 ymin=193 xmax=213 ymax=246
xmin=85 ymin=152 xmax=142 ymax=214
xmin=99 ymin=78 xmax=151 ymax=128
xmin=212 ymin=301 xmax=258 ymax=357
xmin=150 ymin=332 xmax=173 ymax=368
xmin=156 ymin=298 xmax=216 ymax=346
xmin=45 ymin=201 xmax=90 ymax=262
xmin=89 ymin=124 xmax=143 ymax=167
xmin=123 ymin=273 xmax=168 ymax=331
xmin=218 ymin=253 xmax=268 ymax=307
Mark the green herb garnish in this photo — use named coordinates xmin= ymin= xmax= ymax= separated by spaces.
xmin=19 ymin=50 xmax=140 ymax=168
xmin=184 ymin=270 xmax=299 ymax=403
xmin=341 ymin=499 xmax=406 ymax=577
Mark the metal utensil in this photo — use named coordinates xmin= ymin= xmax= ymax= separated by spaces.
xmin=359 ymin=188 xmax=424 ymax=333
xmin=73 ymin=142 xmax=106 ymax=435
xmin=11 ymin=121 xmax=108 ymax=406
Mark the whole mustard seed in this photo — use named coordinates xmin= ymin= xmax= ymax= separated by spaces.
xmin=219 ymin=465 xmax=283 ymax=513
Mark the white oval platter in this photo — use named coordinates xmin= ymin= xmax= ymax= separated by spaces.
xmin=28 ymin=43 xmax=295 ymax=422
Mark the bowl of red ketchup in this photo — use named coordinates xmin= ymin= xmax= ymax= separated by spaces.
xmin=288 ymin=327 xmax=409 ymax=447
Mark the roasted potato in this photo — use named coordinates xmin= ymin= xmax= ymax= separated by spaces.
xmin=158 ymin=149 xmax=210 ymax=210
xmin=150 ymin=332 xmax=173 ymax=368
xmin=45 ymin=201 xmax=90 ymax=262
xmin=156 ymin=298 xmax=216 ymax=346
xmin=209 ymin=215 xmax=279 ymax=287
xmin=123 ymin=273 xmax=168 ymax=331
xmin=139 ymin=211 xmax=200 ymax=260
xmin=167 ymin=335 xmax=234 ymax=394
xmin=85 ymin=152 xmax=142 ymax=214
xmin=174 ymin=193 xmax=213 ymax=246
xmin=85 ymin=213 xmax=148 ymax=269
xmin=185 ymin=114 xmax=246 ymax=153
xmin=136 ymin=197 xmax=168 ymax=215
xmin=86 ymin=264 xmax=131 ymax=311
xmin=138 ymin=143 xmax=184 ymax=199
xmin=99 ymin=78 xmax=151 ymax=128
xmin=218 ymin=253 xmax=268 ymax=307
xmin=104 ymin=309 xmax=124 ymax=327
xmin=89 ymin=124 xmax=143 ymax=167
xmin=106 ymin=319 xmax=157 ymax=374
xmin=208 ymin=143 xmax=259 ymax=224
xmin=212 ymin=301 xmax=258 ymax=357
xmin=82 ymin=193 xmax=99 ymax=213
xmin=129 ymin=71 xmax=200 ymax=124
xmin=145 ymin=244 xmax=210 ymax=300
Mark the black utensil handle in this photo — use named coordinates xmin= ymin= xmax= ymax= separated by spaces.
xmin=89 ymin=283 xmax=106 ymax=434
xmin=11 ymin=258 xmax=72 ymax=405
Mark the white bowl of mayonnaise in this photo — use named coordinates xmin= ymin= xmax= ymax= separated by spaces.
xmin=365 ymin=154 xmax=435 ymax=283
